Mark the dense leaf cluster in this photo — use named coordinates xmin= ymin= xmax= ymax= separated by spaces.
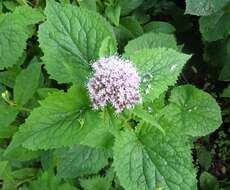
xmin=0 ymin=0 xmax=228 ymax=190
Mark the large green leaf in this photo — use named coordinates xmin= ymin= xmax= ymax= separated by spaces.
xmin=113 ymin=125 xmax=197 ymax=190
xmin=57 ymin=145 xmax=109 ymax=178
xmin=8 ymin=85 xmax=90 ymax=150
xmin=0 ymin=6 xmax=44 ymax=69
xmin=125 ymin=33 xmax=178 ymax=56
xmin=38 ymin=0 xmax=115 ymax=83
xmin=185 ymin=0 xmax=230 ymax=16
xmin=14 ymin=58 xmax=41 ymax=106
xmin=161 ymin=85 xmax=222 ymax=137
xmin=199 ymin=11 xmax=230 ymax=42
xmin=129 ymin=48 xmax=191 ymax=101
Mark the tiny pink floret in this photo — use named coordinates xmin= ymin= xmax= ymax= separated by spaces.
xmin=87 ymin=56 xmax=142 ymax=113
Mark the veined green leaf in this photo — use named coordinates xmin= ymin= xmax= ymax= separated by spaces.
xmin=161 ymin=85 xmax=222 ymax=137
xmin=38 ymin=0 xmax=115 ymax=83
xmin=199 ymin=11 xmax=230 ymax=41
xmin=57 ymin=145 xmax=109 ymax=178
xmin=113 ymin=125 xmax=197 ymax=190
xmin=130 ymin=48 xmax=191 ymax=101
xmin=185 ymin=0 xmax=230 ymax=16
xmin=8 ymin=85 xmax=90 ymax=150
xmin=0 ymin=6 xmax=44 ymax=69
xmin=125 ymin=32 xmax=178 ymax=56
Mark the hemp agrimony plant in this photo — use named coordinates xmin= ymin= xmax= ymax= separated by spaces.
xmin=0 ymin=0 xmax=224 ymax=190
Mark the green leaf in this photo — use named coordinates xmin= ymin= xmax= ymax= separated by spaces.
xmin=57 ymin=145 xmax=109 ymax=178
xmin=219 ymin=61 xmax=230 ymax=81
xmin=78 ymin=0 xmax=97 ymax=11
xmin=120 ymin=16 xmax=143 ymax=37
xmin=80 ymin=110 xmax=115 ymax=149
xmin=162 ymin=85 xmax=222 ymax=137
xmin=199 ymin=11 xmax=230 ymax=41
xmin=0 ymin=65 xmax=22 ymax=88
xmin=14 ymin=58 xmax=41 ymax=106
xmin=0 ymin=125 xmax=17 ymax=139
xmin=105 ymin=4 xmax=121 ymax=26
xmin=80 ymin=176 xmax=112 ymax=190
xmin=143 ymin=21 xmax=176 ymax=34
xmin=113 ymin=126 xmax=197 ymax=190
xmin=125 ymin=33 xmax=178 ymax=56
xmin=0 ymin=100 xmax=18 ymax=127
xmin=0 ymin=161 xmax=12 ymax=180
xmin=129 ymin=106 xmax=165 ymax=134
xmin=99 ymin=36 xmax=117 ymax=58
xmin=199 ymin=172 xmax=219 ymax=190
xmin=8 ymin=85 xmax=90 ymax=150
xmin=0 ymin=6 xmax=44 ymax=69
xmin=11 ymin=168 xmax=37 ymax=180
xmin=129 ymin=48 xmax=191 ymax=101
xmin=196 ymin=145 xmax=212 ymax=170
xmin=3 ymin=1 xmax=18 ymax=11
xmin=118 ymin=0 xmax=144 ymax=16
xmin=185 ymin=0 xmax=230 ymax=16
xmin=27 ymin=171 xmax=76 ymax=190
xmin=114 ymin=25 xmax=133 ymax=50
xmin=221 ymin=84 xmax=230 ymax=97
xmin=37 ymin=88 xmax=62 ymax=99
xmin=4 ymin=146 xmax=40 ymax=161
xmin=38 ymin=0 xmax=115 ymax=83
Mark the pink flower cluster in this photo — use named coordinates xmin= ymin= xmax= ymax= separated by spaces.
xmin=88 ymin=56 xmax=142 ymax=112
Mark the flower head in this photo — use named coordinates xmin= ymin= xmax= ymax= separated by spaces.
xmin=87 ymin=56 xmax=142 ymax=112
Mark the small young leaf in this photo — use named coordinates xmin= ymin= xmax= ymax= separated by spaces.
xmin=99 ymin=36 xmax=117 ymax=58
xmin=105 ymin=4 xmax=121 ymax=26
